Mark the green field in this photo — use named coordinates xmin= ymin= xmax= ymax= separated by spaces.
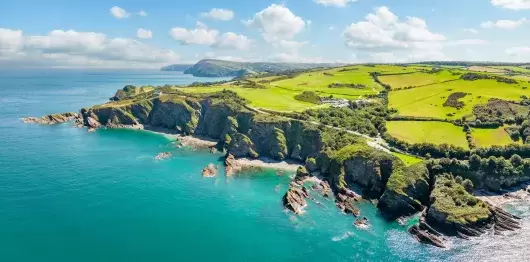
xmin=179 ymin=86 xmax=326 ymax=112
xmin=388 ymin=79 xmax=529 ymax=119
xmin=379 ymin=70 xmax=459 ymax=89
xmin=471 ymin=127 xmax=520 ymax=148
xmin=392 ymin=152 xmax=424 ymax=166
xmin=386 ymin=121 xmax=469 ymax=148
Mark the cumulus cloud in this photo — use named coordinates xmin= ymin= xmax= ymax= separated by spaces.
xmin=343 ymin=6 xmax=445 ymax=51
xmin=170 ymin=23 xmax=219 ymax=45
xmin=244 ymin=4 xmax=305 ymax=42
xmin=0 ymin=28 xmax=179 ymax=68
xmin=136 ymin=28 xmax=152 ymax=39
xmin=446 ymin=39 xmax=488 ymax=46
xmin=138 ymin=10 xmax=148 ymax=17
xmin=170 ymin=23 xmax=252 ymax=50
xmin=212 ymin=32 xmax=253 ymax=50
xmin=481 ymin=18 xmax=527 ymax=29
xmin=342 ymin=6 xmax=446 ymax=62
xmin=491 ymin=0 xmax=530 ymax=10
xmin=110 ymin=6 xmax=129 ymax=19
xmin=315 ymin=0 xmax=358 ymax=7
xmin=201 ymin=8 xmax=234 ymax=21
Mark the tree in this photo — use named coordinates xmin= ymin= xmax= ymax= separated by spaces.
xmin=510 ymin=154 xmax=523 ymax=167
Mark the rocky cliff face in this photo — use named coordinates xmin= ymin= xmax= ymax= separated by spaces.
xmin=378 ymin=164 xmax=430 ymax=219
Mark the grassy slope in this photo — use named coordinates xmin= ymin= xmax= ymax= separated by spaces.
xmin=379 ymin=70 xmax=459 ymax=89
xmin=388 ymin=79 xmax=528 ymax=119
xmin=386 ymin=121 xmax=469 ymax=148
xmin=392 ymin=152 xmax=424 ymax=166
xmin=471 ymin=127 xmax=521 ymax=148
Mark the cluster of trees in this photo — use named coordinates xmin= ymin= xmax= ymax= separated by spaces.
xmin=188 ymin=80 xmax=232 ymax=87
xmin=471 ymin=98 xmax=528 ymax=127
xmin=443 ymin=92 xmax=468 ymax=109
xmin=460 ymin=72 xmax=517 ymax=84
xmin=370 ymin=72 xmax=391 ymax=91
xmin=233 ymin=80 xmax=267 ymax=89
xmin=428 ymin=154 xmax=530 ymax=191
xmin=323 ymin=72 xmax=335 ymax=76
xmin=306 ymin=105 xmax=389 ymax=137
xmin=337 ymin=68 xmax=359 ymax=72
xmin=294 ymin=91 xmax=322 ymax=104
xmin=328 ymin=83 xmax=367 ymax=89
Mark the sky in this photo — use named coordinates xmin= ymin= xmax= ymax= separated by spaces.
xmin=1 ymin=0 xmax=530 ymax=68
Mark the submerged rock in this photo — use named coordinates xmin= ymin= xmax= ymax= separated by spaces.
xmin=408 ymin=223 xmax=446 ymax=249
xmin=23 ymin=112 xmax=79 ymax=125
xmin=335 ymin=191 xmax=361 ymax=217
xmin=202 ymin=164 xmax=218 ymax=177
xmin=282 ymin=185 xmax=309 ymax=214
xmin=311 ymin=180 xmax=332 ymax=198
xmin=154 ymin=152 xmax=172 ymax=160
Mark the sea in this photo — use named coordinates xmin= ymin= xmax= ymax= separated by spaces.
xmin=1 ymin=69 xmax=529 ymax=262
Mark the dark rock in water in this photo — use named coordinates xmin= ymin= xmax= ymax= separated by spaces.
xmin=283 ymin=185 xmax=309 ymax=214
xmin=490 ymin=204 xmax=521 ymax=235
xmin=335 ymin=192 xmax=361 ymax=217
xmin=23 ymin=112 xmax=79 ymax=125
xmin=202 ymin=163 xmax=218 ymax=177
xmin=354 ymin=217 xmax=370 ymax=229
xmin=408 ymin=224 xmax=446 ymax=248
xmin=295 ymin=166 xmax=310 ymax=180
xmin=311 ymin=180 xmax=332 ymax=198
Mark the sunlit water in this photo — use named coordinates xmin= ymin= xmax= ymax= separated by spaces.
xmin=0 ymin=69 xmax=527 ymax=261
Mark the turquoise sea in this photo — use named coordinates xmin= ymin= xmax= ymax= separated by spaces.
xmin=1 ymin=69 xmax=529 ymax=261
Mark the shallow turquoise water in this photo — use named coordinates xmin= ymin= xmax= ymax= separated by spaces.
xmin=1 ymin=69 xmax=529 ymax=261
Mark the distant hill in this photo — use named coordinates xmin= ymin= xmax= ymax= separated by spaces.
xmin=160 ymin=64 xmax=194 ymax=72
xmin=161 ymin=59 xmax=343 ymax=77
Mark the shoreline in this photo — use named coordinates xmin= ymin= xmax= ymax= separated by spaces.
xmin=476 ymin=182 xmax=530 ymax=207
xmin=111 ymin=125 xmax=302 ymax=171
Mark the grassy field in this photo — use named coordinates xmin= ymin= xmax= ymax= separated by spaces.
xmin=392 ymin=152 xmax=424 ymax=166
xmin=388 ymin=79 xmax=529 ymax=119
xmin=467 ymin=66 xmax=505 ymax=73
xmin=386 ymin=121 xmax=469 ymax=148
xmin=178 ymin=86 xmax=325 ymax=112
xmin=379 ymin=70 xmax=459 ymax=89
xmin=471 ymin=127 xmax=520 ymax=148
xmin=492 ymin=66 xmax=530 ymax=74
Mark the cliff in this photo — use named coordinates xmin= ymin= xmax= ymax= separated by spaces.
xmin=172 ymin=59 xmax=341 ymax=77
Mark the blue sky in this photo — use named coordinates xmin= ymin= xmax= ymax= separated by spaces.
xmin=1 ymin=0 xmax=530 ymax=68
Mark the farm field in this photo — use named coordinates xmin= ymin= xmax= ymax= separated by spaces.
xmin=388 ymin=79 xmax=529 ymax=119
xmin=386 ymin=121 xmax=469 ymax=148
xmin=178 ymin=86 xmax=326 ymax=112
xmin=392 ymin=152 xmax=424 ymax=166
xmin=467 ymin=66 xmax=505 ymax=73
xmin=492 ymin=66 xmax=530 ymax=74
xmin=471 ymin=127 xmax=520 ymax=148
xmin=379 ymin=70 xmax=459 ymax=89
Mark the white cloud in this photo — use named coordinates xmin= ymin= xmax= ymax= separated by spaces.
xmin=481 ymin=18 xmax=527 ymax=29
xmin=170 ymin=23 xmax=253 ymax=50
xmin=343 ymin=6 xmax=445 ymax=51
xmin=0 ymin=28 xmax=179 ymax=68
xmin=315 ymin=0 xmax=358 ymax=7
xmin=138 ymin=10 xmax=148 ymax=17
xmin=201 ymin=8 xmax=234 ymax=21
xmin=329 ymin=26 xmax=335 ymax=30
xmin=110 ymin=6 xmax=129 ymax=19
xmin=462 ymin=28 xmax=478 ymax=34
xmin=306 ymin=20 xmax=313 ymax=26
xmin=170 ymin=24 xmax=219 ymax=45
xmin=491 ymin=0 xmax=530 ymax=10
xmin=137 ymin=28 xmax=152 ymax=39
xmin=213 ymin=32 xmax=253 ymax=50
xmin=244 ymin=4 xmax=305 ymax=42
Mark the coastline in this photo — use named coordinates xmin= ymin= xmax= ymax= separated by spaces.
xmin=476 ymin=182 xmax=530 ymax=207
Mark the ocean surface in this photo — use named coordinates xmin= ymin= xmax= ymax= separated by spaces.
xmin=1 ymin=69 xmax=529 ymax=262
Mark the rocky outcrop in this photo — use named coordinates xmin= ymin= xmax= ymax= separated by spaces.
xmin=408 ymin=218 xmax=446 ymax=248
xmin=227 ymin=133 xmax=258 ymax=158
xmin=490 ymin=204 xmax=521 ymax=234
xmin=202 ymin=164 xmax=218 ymax=177
xmin=282 ymin=183 xmax=309 ymax=214
xmin=23 ymin=112 xmax=79 ymax=125
xmin=378 ymin=163 xmax=430 ymax=219
xmin=335 ymin=188 xmax=362 ymax=216
xmin=224 ymin=154 xmax=242 ymax=176
xmin=311 ymin=180 xmax=332 ymax=198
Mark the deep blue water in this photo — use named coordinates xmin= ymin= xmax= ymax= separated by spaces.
xmin=1 ymin=69 xmax=529 ymax=261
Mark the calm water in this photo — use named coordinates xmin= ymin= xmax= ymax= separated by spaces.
xmin=0 ymin=69 xmax=529 ymax=261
